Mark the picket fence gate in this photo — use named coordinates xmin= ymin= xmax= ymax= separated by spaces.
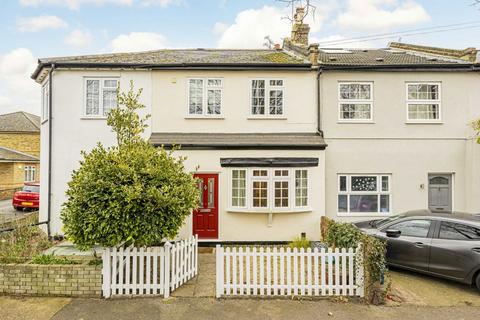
xmin=216 ymin=245 xmax=363 ymax=298
xmin=102 ymin=235 xmax=198 ymax=298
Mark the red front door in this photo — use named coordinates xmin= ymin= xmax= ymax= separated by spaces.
xmin=193 ymin=174 xmax=218 ymax=239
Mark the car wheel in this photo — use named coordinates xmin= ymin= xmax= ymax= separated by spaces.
xmin=14 ymin=206 xmax=23 ymax=211
xmin=476 ymin=273 xmax=480 ymax=292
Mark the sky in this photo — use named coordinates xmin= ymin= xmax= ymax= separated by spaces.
xmin=0 ymin=0 xmax=479 ymax=116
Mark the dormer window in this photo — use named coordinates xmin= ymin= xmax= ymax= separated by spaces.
xmin=250 ymin=79 xmax=284 ymax=117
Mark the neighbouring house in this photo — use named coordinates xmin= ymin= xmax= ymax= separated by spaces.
xmin=0 ymin=111 xmax=40 ymax=200
xmin=31 ymin=8 xmax=480 ymax=241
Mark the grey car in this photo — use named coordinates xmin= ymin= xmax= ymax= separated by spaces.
xmin=354 ymin=210 xmax=480 ymax=291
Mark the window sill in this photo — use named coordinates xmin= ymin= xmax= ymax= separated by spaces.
xmin=405 ymin=121 xmax=443 ymax=124
xmin=227 ymin=208 xmax=312 ymax=214
xmin=185 ymin=116 xmax=225 ymax=120
xmin=337 ymin=212 xmax=392 ymax=217
xmin=81 ymin=116 xmax=108 ymax=120
xmin=337 ymin=120 xmax=374 ymax=124
xmin=247 ymin=116 xmax=287 ymax=120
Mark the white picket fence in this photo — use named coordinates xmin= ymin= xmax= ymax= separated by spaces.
xmin=102 ymin=235 xmax=198 ymax=298
xmin=215 ymin=245 xmax=363 ymax=298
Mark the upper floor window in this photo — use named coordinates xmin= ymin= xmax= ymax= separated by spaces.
xmin=251 ymin=79 xmax=284 ymax=116
xmin=406 ymin=83 xmax=441 ymax=122
xmin=188 ymin=78 xmax=222 ymax=116
xmin=24 ymin=166 xmax=36 ymax=182
xmin=338 ymin=174 xmax=391 ymax=214
xmin=338 ymin=82 xmax=373 ymax=122
xmin=84 ymin=78 xmax=118 ymax=117
xmin=230 ymin=168 xmax=309 ymax=211
xmin=41 ymin=82 xmax=49 ymax=122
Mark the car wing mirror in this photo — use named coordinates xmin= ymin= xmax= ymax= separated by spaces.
xmin=385 ymin=229 xmax=401 ymax=238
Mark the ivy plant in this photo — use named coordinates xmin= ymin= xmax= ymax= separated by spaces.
xmin=323 ymin=218 xmax=388 ymax=304
xmin=61 ymin=81 xmax=199 ymax=250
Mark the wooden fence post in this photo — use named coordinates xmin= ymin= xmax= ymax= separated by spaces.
xmin=215 ymin=244 xmax=224 ymax=298
xmin=164 ymin=241 xmax=172 ymax=298
xmin=102 ymin=248 xmax=111 ymax=298
xmin=356 ymin=243 xmax=365 ymax=297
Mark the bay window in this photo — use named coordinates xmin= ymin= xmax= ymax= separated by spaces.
xmin=406 ymin=83 xmax=441 ymax=122
xmin=338 ymin=174 xmax=391 ymax=214
xmin=338 ymin=82 xmax=373 ymax=121
xmin=230 ymin=168 xmax=309 ymax=211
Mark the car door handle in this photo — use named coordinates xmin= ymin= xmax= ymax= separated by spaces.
xmin=472 ymin=248 xmax=480 ymax=254
xmin=413 ymin=242 xmax=425 ymax=247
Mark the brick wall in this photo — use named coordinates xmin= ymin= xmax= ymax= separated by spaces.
xmin=0 ymin=262 xmax=102 ymax=297
xmin=0 ymin=133 xmax=40 ymax=157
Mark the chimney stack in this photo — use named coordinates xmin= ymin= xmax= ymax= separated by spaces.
xmin=308 ymin=43 xmax=319 ymax=67
xmin=291 ymin=7 xmax=310 ymax=46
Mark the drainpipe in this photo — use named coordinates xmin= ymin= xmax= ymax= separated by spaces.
xmin=316 ymin=68 xmax=323 ymax=137
xmin=46 ymin=63 xmax=55 ymax=237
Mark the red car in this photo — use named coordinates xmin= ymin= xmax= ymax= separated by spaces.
xmin=12 ymin=183 xmax=40 ymax=211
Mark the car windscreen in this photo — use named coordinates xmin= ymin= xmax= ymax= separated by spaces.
xmin=375 ymin=215 xmax=404 ymax=229
xmin=22 ymin=185 xmax=39 ymax=193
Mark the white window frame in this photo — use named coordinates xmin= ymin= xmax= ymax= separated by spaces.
xmin=41 ymin=82 xmax=49 ymax=123
xmin=186 ymin=78 xmax=223 ymax=118
xmin=24 ymin=166 xmax=36 ymax=182
xmin=338 ymin=82 xmax=374 ymax=123
xmin=249 ymin=79 xmax=286 ymax=118
xmin=405 ymin=82 xmax=442 ymax=123
xmin=228 ymin=168 xmax=311 ymax=213
xmin=83 ymin=78 xmax=119 ymax=118
xmin=337 ymin=174 xmax=392 ymax=216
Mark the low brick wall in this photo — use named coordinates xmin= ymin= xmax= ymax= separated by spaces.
xmin=0 ymin=262 xmax=102 ymax=297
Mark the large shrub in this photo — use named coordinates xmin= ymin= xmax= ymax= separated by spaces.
xmin=61 ymin=82 xmax=199 ymax=250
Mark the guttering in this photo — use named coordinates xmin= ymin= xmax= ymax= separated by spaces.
xmin=31 ymin=62 xmax=312 ymax=79
xmin=155 ymin=144 xmax=327 ymax=150
xmin=320 ymin=63 xmax=477 ymax=72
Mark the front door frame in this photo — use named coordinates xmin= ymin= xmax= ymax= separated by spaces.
xmin=193 ymin=173 xmax=219 ymax=240
xmin=427 ymin=173 xmax=454 ymax=212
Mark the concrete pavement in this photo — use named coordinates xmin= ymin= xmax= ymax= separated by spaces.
xmin=1 ymin=296 xmax=479 ymax=320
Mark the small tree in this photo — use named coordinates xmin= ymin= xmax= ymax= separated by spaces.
xmin=61 ymin=82 xmax=199 ymax=250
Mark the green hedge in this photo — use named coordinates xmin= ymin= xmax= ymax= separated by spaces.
xmin=322 ymin=217 xmax=388 ymax=304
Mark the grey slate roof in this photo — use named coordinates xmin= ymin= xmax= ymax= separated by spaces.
xmin=0 ymin=111 xmax=40 ymax=133
xmin=37 ymin=49 xmax=305 ymax=65
xmin=317 ymin=48 xmax=472 ymax=67
xmin=0 ymin=146 xmax=39 ymax=162
xmin=149 ymin=132 xmax=327 ymax=149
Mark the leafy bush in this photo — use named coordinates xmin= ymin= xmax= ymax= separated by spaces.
xmin=323 ymin=218 xmax=387 ymax=305
xmin=0 ymin=215 xmax=52 ymax=263
xmin=61 ymin=82 xmax=199 ymax=250
xmin=31 ymin=254 xmax=79 ymax=265
xmin=289 ymin=236 xmax=311 ymax=249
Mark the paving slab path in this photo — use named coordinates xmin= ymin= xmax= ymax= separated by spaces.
xmin=171 ymin=252 xmax=216 ymax=298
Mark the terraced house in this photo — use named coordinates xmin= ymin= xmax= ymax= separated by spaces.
xmin=32 ymin=9 xmax=480 ymax=241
